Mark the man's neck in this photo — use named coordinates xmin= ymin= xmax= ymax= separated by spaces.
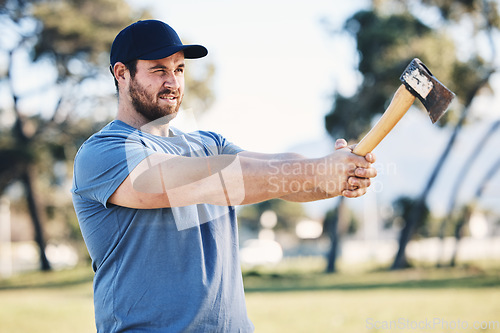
xmin=116 ymin=105 xmax=175 ymax=137
xmin=139 ymin=116 xmax=175 ymax=137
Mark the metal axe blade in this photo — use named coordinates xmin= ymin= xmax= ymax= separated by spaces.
xmin=400 ymin=58 xmax=455 ymax=123
xmin=353 ymin=58 xmax=456 ymax=156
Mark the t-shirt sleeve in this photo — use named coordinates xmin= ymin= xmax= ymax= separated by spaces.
xmin=221 ymin=137 xmax=244 ymax=155
xmin=206 ymin=131 xmax=244 ymax=155
xmin=72 ymin=134 xmax=155 ymax=208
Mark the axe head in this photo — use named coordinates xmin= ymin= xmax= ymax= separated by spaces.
xmin=400 ymin=58 xmax=455 ymax=123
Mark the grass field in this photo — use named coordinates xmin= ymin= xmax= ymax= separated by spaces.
xmin=0 ymin=260 xmax=499 ymax=333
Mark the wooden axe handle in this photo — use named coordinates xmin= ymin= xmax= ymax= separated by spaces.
xmin=353 ymin=84 xmax=416 ymax=156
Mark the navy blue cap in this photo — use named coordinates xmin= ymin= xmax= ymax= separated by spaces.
xmin=110 ymin=20 xmax=208 ymax=67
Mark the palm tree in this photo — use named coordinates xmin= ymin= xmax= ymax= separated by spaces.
xmin=435 ymin=120 xmax=500 ymax=266
xmin=1 ymin=0 xmax=142 ymax=270
xmin=449 ymin=155 xmax=500 ymax=266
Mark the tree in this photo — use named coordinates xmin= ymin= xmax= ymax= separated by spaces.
xmin=1 ymin=0 xmax=216 ymax=271
xmin=1 ymin=0 xmax=143 ymax=271
xmin=390 ymin=0 xmax=499 ymax=269
xmin=323 ymin=2 xmax=459 ymax=272
xmin=322 ymin=197 xmax=360 ymax=273
xmin=449 ymin=155 xmax=500 ymax=266
xmin=435 ymin=120 xmax=500 ymax=266
xmin=323 ymin=0 xmax=499 ymax=270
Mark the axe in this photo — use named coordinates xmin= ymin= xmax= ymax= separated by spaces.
xmin=353 ymin=58 xmax=455 ymax=156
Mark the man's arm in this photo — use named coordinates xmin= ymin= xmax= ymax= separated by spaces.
xmin=108 ymin=144 xmax=376 ymax=209
xmin=236 ymin=151 xmax=330 ymax=203
xmin=239 ymin=139 xmax=376 ymax=202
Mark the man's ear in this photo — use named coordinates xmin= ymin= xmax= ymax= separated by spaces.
xmin=113 ymin=62 xmax=127 ymax=82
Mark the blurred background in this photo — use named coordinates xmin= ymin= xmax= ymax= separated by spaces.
xmin=1 ymin=0 xmax=500 ymax=332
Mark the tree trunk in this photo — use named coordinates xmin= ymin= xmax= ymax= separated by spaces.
xmin=21 ymin=167 xmax=51 ymax=271
xmin=449 ymin=208 xmax=470 ymax=267
xmin=436 ymin=120 xmax=500 ymax=267
xmin=449 ymin=156 xmax=500 ymax=266
xmin=325 ymin=215 xmax=339 ymax=273
xmin=325 ymin=197 xmax=347 ymax=273
xmin=7 ymin=48 xmax=51 ymax=272
xmin=391 ymin=139 xmax=452 ymax=270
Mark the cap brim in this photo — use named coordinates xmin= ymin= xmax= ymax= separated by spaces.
xmin=183 ymin=45 xmax=208 ymax=59
xmin=139 ymin=44 xmax=208 ymax=61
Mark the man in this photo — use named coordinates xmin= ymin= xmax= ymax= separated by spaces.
xmin=72 ymin=20 xmax=377 ymax=332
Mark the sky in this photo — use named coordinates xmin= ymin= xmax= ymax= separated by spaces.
xmin=123 ymin=0 xmax=500 ymax=221
xmin=4 ymin=0 xmax=498 ymax=222
xmin=126 ymin=0 xmax=369 ymax=153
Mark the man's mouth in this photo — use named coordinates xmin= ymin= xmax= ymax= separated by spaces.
xmin=159 ymin=94 xmax=176 ymax=100
xmin=158 ymin=94 xmax=178 ymax=105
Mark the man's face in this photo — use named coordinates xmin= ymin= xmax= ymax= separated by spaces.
xmin=128 ymin=52 xmax=185 ymax=122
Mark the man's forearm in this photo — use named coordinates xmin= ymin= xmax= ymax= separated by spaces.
xmin=238 ymin=151 xmax=349 ymax=203
xmin=280 ymin=189 xmax=335 ymax=203
xmin=130 ymin=153 xmax=324 ymax=207
xmin=112 ymin=145 xmax=375 ymax=209
xmin=236 ymin=151 xmax=335 ymax=203
xmin=236 ymin=155 xmax=321 ymax=205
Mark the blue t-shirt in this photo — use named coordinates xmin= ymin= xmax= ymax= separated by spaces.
xmin=71 ymin=120 xmax=254 ymax=333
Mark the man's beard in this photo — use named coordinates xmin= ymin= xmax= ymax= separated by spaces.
xmin=128 ymin=77 xmax=183 ymax=122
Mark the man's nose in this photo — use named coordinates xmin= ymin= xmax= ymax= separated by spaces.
xmin=163 ymin=72 xmax=180 ymax=90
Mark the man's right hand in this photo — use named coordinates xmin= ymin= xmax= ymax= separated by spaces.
xmin=316 ymin=138 xmax=377 ymax=198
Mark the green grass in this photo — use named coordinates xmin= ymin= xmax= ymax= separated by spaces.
xmin=1 ymin=260 xmax=499 ymax=333
xmin=246 ymin=288 xmax=500 ymax=333
xmin=243 ymin=260 xmax=500 ymax=332
xmin=0 ymin=266 xmax=95 ymax=333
